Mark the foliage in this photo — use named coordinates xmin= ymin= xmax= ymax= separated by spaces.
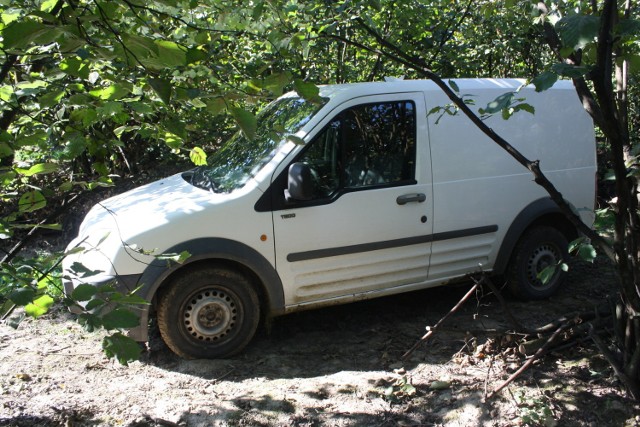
xmin=515 ymin=390 xmax=557 ymax=427
xmin=382 ymin=374 xmax=417 ymax=403
xmin=530 ymin=0 xmax=640 ymax=400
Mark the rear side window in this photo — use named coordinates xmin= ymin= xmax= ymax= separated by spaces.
xmin=299 ymin=100 xmax=416 ymax=199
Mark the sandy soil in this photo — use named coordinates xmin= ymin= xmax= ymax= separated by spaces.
xmin=0 ymin=257 xmax=639 ymax=426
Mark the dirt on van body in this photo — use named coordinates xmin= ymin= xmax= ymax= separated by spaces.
xmin=0 ymin=254 xmax=639 ymax=427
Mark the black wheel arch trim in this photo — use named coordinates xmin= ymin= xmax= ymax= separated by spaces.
xmin=493 ymin=197 xmax=575 ymax=275
xmin=127 ymin=238 xmax=284 ymax=342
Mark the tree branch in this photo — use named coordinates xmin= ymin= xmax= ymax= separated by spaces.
xmin=351 ymin=18 xmax=615 ymax=262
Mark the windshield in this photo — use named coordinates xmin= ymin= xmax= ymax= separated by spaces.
xmin=188 ymin=97 xmax=326 ymax=193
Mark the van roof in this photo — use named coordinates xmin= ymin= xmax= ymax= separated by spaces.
xmin=310 ymin=78 xmax=574 ymax=104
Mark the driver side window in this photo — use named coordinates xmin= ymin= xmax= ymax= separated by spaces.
xmin=299 ymin=100 xmax=416 ymax=199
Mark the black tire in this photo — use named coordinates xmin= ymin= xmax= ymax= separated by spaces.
xmin=157 ymin=266 xmax=260 ymax=359
xmin=506 ymin=226 xmax=569 ymax=300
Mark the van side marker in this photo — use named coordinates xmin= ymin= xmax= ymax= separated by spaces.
xmin=287 ymin=225 xmax=499 ymax=262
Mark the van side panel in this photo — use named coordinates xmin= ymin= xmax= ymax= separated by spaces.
xmin=425 ymin=85 xmax=595 ymax=281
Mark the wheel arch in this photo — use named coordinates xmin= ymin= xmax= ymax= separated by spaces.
xmin=129 ymin=238 xmax=284 ymax=342
xmin=493 ymin=198 xmax=579 ymax=275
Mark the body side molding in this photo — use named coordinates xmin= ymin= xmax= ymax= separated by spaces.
xmin=287 ymin=225 xmax=498 ymax=262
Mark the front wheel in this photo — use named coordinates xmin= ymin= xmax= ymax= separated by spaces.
xmin=506 ymin=226 xmax=569 ymax=300
xmin=157 ymin=266 xmax=260 ymax=359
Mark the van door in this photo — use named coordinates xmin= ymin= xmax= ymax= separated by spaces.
xmin=271 ymin=93 xmax=433 ymax=306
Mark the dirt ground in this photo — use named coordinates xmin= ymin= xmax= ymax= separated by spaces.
xmin=0 ymin=255 xmax=639 ymax=426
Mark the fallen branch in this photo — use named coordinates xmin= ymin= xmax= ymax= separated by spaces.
xmin=533 ymin=305 xmax=611 ymax=334
xmin=486 ymin=317 xmax=582 ymax=400
xmin=519 ymin=308 xmax=612 ymax=355
xmin=402 ymin=280 xmax=479 ymax=361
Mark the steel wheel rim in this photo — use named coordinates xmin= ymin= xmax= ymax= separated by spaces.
xmin=526 ymin=243 xmax=560 ymax=290
xmin=183 ymin=288 xmax=239 ymax=341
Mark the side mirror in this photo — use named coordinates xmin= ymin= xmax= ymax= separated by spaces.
xmin=285 ymin=162 xmax=314 ymax=201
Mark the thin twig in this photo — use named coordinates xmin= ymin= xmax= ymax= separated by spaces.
xmin=402 ymin=282 xmax=479 ymax=360
xmin=589 ymin=324 xmax=640 ymax=399
xmin=473 ymin=274 xmax=529 ymax=333
xmin=484 ymin=354 xmax=496 ymax=399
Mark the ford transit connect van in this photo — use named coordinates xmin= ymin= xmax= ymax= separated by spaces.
xmin=62 ymin=79 xmax=596 ymax=359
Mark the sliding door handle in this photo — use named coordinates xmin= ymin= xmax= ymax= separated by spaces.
xmin=396 ymin=193 xmax=426 ymax=205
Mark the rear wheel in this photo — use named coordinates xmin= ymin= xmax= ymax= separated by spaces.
xmin=157 ymin=266 xmax=260 ymax=359
xmin=506 ymin=226 xmax=569 ymax=300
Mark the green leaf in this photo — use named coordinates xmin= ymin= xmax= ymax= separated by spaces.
xmin=2 ymin=20 xmax=46 ymax=49
xmin=68 ymin=261 xmax=103 ymax=278
xmin=121 ymin=33 xmax=159 ymax=60
xmin=429 ymin=380 xmax=451 ymax=390
xmin=262 ymin=72 xmax=292 ymax=96
xmin=577 ymin=243 xmax=597 ymax=262
xmin=531 ymin=71 xmax=558 ymax=92
xmin=9 ymin=288 xmax=35 ymax=306
xmin=568 ymin=236 xmax=587 ymax=253
xmin=230 ymin=107 xmax=257 ymax=140
xmin=556 ymin=14 xmax=599 ymax=51
xmin=294 ymin=79 xmax=322 ymax=103
xmin=60 ymin=57 xmax=90 ymax=79
xmin=286 ymin=134 xmax=305 ymax=145
xmin=513 ymin=103 xmax=535 ymax=115
xmin=537 ymin=265 xmax=557 ymax=285
xmin=63 ymin=133 xmax=88 ymax=159
xmin=89 ymin=84 xmax=130 ymax=100
xmin=164 ymin=132 xmax=183 ymax=150
xmin=0 ymin=85 xmax=13 ymax=102
xmin=17 ymin=163 xmax=58 ymax=176
xmin=102 ymin=332 xmax=141 ymax=365
xmin=206 ymin=98 xmax=226 ymax=115
xmin=97 ymin=101 xmax=124 ymax=118
xmin=18 ymin=190 xmax=46 ymax=213
xmin=85 ymin=298 xmax=106 ymax=311
xmin=0 ymin=141 xmax=13 ymax=158
xmin=109 ymin=294 xmax=148 ymax=305
xmin=189 ymin=147 xmax=207 ymax=166
xmin=480 ymin=92 xmax=514 ymax=115
xmin=40 ymin=0 xmax=58 ymax=12
xmin=17 ymin=131 xmax=48 ymax=148
xmin=25 ymin=295 xmax=54 ymax=318
xmin=448 ymin=79 xmax=460 ymax=93
xmin=615 ymin=19 xmax=640 ymax=38
xmin=186 ymin=47 xmax=208 ymax=64
xmin=39 ymin=90 xmax=65 ymax=108
xmin=156 ymin=40 xmax=187 ymax=67
xmin=551 ymin=63 xmax=589 ymax=78
xmin=101 ymin=307 xmax=140 ymax=330
xmin=148 ymin=78 xmax=172 ymax=104
xmin=71 ymin=284 xmax=98 ymax=302
xmin=401 ymin=383 xmax=416 ymax=395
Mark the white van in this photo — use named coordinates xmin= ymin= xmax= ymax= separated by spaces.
xmin=62 ymin=79 xmax=596 ymax=359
